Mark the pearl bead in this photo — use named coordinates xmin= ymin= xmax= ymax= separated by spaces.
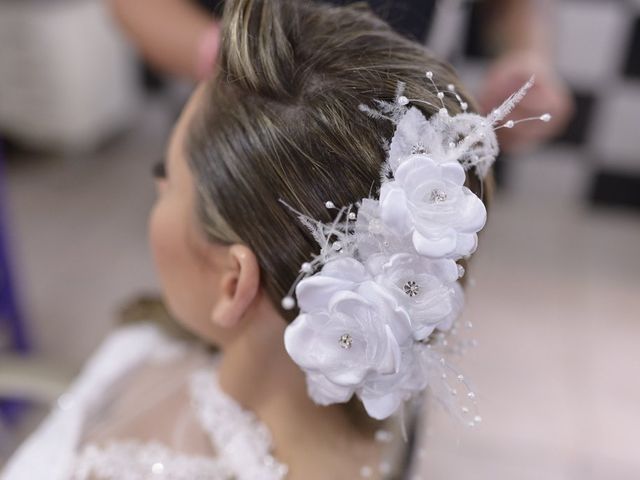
xmin=360 ymin=466 xmax=373 ymax=478
xmin=281 ymin=296 xmax=295 ymax=310
xmin=374 ymin=429 xmax=393 ymax=443
xmin=325 ymin=201 xmax=335 ymax=209
xmin=397 ymin=95 xmax=409 ymax=106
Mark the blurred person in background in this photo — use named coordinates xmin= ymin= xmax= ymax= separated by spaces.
xmin=108 ymin=0 xmax=573 ymax=153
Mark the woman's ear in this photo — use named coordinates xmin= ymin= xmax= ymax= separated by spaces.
xmin=210 ymin=244 xmax=260 ymax=328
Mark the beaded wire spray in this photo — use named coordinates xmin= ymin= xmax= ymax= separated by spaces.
xmin=279 ymin=72 xmax=550 ymax=424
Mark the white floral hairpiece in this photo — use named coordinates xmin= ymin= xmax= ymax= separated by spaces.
xmin=281 ymin=73 xmax=549 ymax=421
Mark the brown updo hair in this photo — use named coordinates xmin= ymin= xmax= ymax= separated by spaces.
xmin=187 ymin=0 xmax=483 ymax=320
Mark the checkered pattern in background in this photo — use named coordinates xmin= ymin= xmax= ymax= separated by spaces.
xmin=430 ymin=0 xmax=640 ymax=209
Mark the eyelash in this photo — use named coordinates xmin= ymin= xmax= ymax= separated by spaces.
xmin=152 ymin=160 xmax=166 ymax=179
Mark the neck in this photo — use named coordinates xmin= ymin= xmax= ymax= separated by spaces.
xmin=216 ymin=296 xmax=383 ymax=479
xmin=217 ymin=298 xmax=350 ymax=440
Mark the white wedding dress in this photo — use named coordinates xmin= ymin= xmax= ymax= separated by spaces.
xmin=1 ymin=323 xmax=288 ymax=480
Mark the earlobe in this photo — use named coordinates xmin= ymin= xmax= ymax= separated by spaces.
xmin=210 ymin=244 xmax=260 ymax=328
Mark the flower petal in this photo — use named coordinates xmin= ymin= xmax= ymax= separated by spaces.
xmin=295 ymin=276 xmax=354 ymax=312
xmin=382 ymin=324 xmax=402 ymax=375
xmin=394 ymin=155 xmax=438 ymax=189
xmin=440 ymin=162 xmax=466 ymax=185
xmin=360 ymin=392 xmax=403 ymax=420
xmin=379 ymin=186 xmax=412 ymax=237
xmin=306 ymin=373 xmax=355 ymax=405
xmin=283 ymin=314 xmax=326 ymax=370
xmin=321 ymin=257 xmax=369 ymax=283
xmin=412 ymin=229 xmax=457 ymax=259
xmin=456 ymin=188 xmax=487 ymax=232
xmin=455 ymin=233 xmax=478 ymax=257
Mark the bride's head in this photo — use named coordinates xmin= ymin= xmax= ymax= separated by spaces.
xmin=151 ymin=0 xmax=479 ymax=348
xmin=148 ymin=5 xmax=490 ymax=473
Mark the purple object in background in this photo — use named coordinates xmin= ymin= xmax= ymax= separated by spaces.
xmin=0 ymin=142 xmax=30 ymax=425
xmin=0 ymin=143 xmax=28 ymax=352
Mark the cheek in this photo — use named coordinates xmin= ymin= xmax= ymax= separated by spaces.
xmin=148 ymin=198 xmax=214 ymax=334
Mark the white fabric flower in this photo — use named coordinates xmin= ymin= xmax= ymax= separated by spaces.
xmin=280 ymin=77 xmax=539 ymax=421
xmin=366 ymin=253 xmax=463 ymax=340
xmin=284 ymin=282 xmax=412 ymax=414
xmin=379 ymin=155 xmax=486 ymax=259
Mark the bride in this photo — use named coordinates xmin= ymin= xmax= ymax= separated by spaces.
xmin=2 ymin=0 xmax=543 ymax=478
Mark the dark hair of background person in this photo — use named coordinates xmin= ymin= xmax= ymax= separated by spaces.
xmin=197 ymin=0 xmax=437 ymax=41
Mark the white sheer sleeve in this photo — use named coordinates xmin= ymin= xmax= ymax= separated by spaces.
xmin=1 ymin=323 xmax=174 ymax=480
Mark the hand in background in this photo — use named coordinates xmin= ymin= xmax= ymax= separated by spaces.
xmin=109 ymin=0 xmax=219 ymax=81
xmin=478 ymin=50 xmax=574 ymax=154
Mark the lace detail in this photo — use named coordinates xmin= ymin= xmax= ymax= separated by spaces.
xmin=72 ymin=440 xmax=231 ymax=480
xmin=189 ymin=370 xmax=289 ymax=480
xmin=70 ymin=368 xmax=288 ymax=480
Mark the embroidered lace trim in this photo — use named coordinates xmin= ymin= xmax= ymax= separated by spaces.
xmin=189 ymin=370 xmax=288 ymax=480
xmin=72 ymin=369 xmax=288 ymax=480
xmin=72 ymin=440 xmax=231 ymax=480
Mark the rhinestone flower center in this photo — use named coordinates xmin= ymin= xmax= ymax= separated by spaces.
xmin=338 ymin=333 xmax=353 ymax=350
xmin=403 ymin=280 xmax=420 ymax=297
xmin=429 ymin=189 xmax=447 ymax=204
xmin=411 ymin=143 xmax=427 ymax=155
